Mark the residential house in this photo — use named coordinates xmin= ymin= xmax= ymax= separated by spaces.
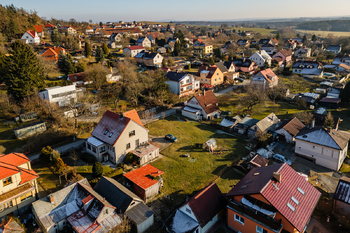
xmin=249 ymin=50 xmax=272 ymax=67
xmin=275 ymin=117 xmax=305 ymax=143
xmin=32 ymin=179 xmax=122 ymax=233
xmin=136 ymin=37 xmax=151 ymax=48
xmin=87 ymin=110 xmax=148 ymax=164
xmin=20 ymin=31 xmax=40 ymax=44
xmin=110 ymin=32 xmax=124 ymax=42
xmin=182 ymin=90 xmax=219 ymax=121
xmin=258 ymin=39 xmax=272 ymax=45
xmin=237 ymin=39 xmax=250 ymax=47
xmin=108 ymin=41 xmax=116 ymax=49
xmin=44 ymin=23 xmax=56 ymax=34
xmin=193 ymin=42 xmax=213 ymax=57
xmin=59 ymin=25 xmax=77 ymax=35
xmin=219 ymin=115 xmax=242 ymax=132
xmin=295 ymin=92 xmax=320 ymax=104
xmin=248 ymin=113 xmax=280 ymax=138
xmin=157 ymin=47 xmax=166 ymax=54
xmin=0 ymin=153 xmax=39 ymax=219
xmin=215 ymin=61 xmax=239 ymax=80
xmin=85 ymin=26 xmax=94 ymax=34
xmin=248 ymin=155 xmax=269 ymax=169
xmin=165 ymin=183 xmax=227 ymax=233
xmin=335 ymin=63 xmax=350 ymax=72
xmin=233 ymin=117 xmax=259 ymax=135
xmin=39 ymin=46 xmax=66 ymax=62
xmin=134 ymin=51 xmax=163 ymax=68
xmin=146 ymin=32 xmax=164 ymax=44
xmin=333 ymin=177 xmax=350 ymax=216
xmin=226 ymin=163 xmax=321 ymax=233
xmin=39 ymin=85 xmax=81 ymax=107
xmin=165 ymin=72 xmax=200 ymax=97
xmin=0 ymin=218 xmax=24 ymax=232
xmin=67 ymin=72 xmax=93 ymax=86
xmin=233 ymin=58 xmax=258 ymax=74
xmin=106 ymin=69 xmax=122 ymax=83
xmin=294 ymin=47 xmax=311 ymax=58
xmin=332 ymin=54 xmax=350 ymax=65
xmin=32 ymin=25 xmax=44 ymax=37
xmin=272 ymin=49 xmax=293 ymax=67
xmin=284 ymin=39 xmax=297 ymax=50
xmin=124 ymin=164 xmax=164 ymax=202
xmin=251 ymin=69 xmax=279 ymax=88
xmin=123 ymin=45 xmax=145 ymax=57
xmin=131 ymin=143 xmax=160 ymax=166
xmin=270 ymin=38 xmax=279 ymax=46
xmin=261 ymin=44 xmax=276 ymax=55
xmin=327 ymin=45 xmax=341 ymax=54
xmin=94 ymin=177 xmax=154 ymax=233
xmin=195 ymin=65 xmax=224 ymax=86
xmin=13 ymin=121 xmax=46 ymax=139
xmin=295 ymin=127 xmax=350 ymax=170
xmin=292 ymin=60 xmax=324 ymax=78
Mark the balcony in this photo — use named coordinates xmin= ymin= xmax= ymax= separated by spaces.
xmin=228 ymin=199 xmax=283 ymax=233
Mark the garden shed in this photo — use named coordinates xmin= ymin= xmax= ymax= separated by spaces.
xmin=203 ymin=138 xmax=217 ymax=152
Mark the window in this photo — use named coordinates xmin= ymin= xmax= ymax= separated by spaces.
xmin=108 ymin=132 xmax=114 ymax=138
xmin=256 ymin=226 xmax=267 ymax=233
xmin=205 ymin=79 xmax=207 ymax=83
xmin=297 ymin=187 xmax=305 ymax=195
xmin=291 ymin=196 xmax=299 ymax=205
xmin=104 ymin=130 xmax=108 ymax=135
xmin=0 ymin=201 xmax=13 ymax=212
xmin=215 ymin=79 xmax=217 ymax=82
xmin=186 ymin=208 xmax=191 ymax=214
xmin=126 ymin=143 xmax=131 ymax=149
xmin=287 ymin=202 xmax=295 ymax=212
xmin=87 ymin=144 xmax=91 ymax=150
xmin=3 ymin=177 xmax=12 ymax=186
xmin=20 ymin=192 xmax=33 ymax=202
xmin=99 ymin=146 xmax=106 ymax=153
xmin=135 ymin=139 xmax=139 ymax=147
xmin=129 ymin=130 xmax=136 ymax=137
xmin=234 ymin=214 xmax=244 ymax=225
xmin=312 ymin=146 xmax=317 ymax=149
xmin=92 ymin=147 xmax=96 ymax=153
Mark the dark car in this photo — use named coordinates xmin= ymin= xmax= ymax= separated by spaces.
xmin=165 ymin=134 xmax=177 ymax=142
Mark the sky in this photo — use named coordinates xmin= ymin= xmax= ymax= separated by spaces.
xmin=2 ymin=0 xmax=350 ymax=22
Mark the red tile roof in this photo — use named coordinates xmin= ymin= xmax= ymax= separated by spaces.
xmin=67 ymin=72 xmax=88 ymax=83
xmin=227 ymin=163 xmax=321 ymax=232
xmin=124 ymin=164 xmax=163 ymax=190
xmin=0 ymin=153 xmax=29 ymax=166
xmin=32 ymin=25 xmax=43 ymax=33
xmin=40 ymin=46 xmax=65 ymax=61
xmin=125 ymin=45 xmax=144 ymax=50
xmin=20 ymin=168 xmax=39 ymax=184
xmin=257 ymin=69 xmax=278 ymax=83
xmin=185 ymin=183 xmax=227 ymax=228
xmin=26 ymin=30 xmax=37 ymax=38
xmin=91 ymin=110 xmax=146 ymax=146
xmin=44 ymin=23 xmax=55 ymax=29
xmin=196 ymin=65 xmax=221 ymax=79
xmin=0 ymin=153 xmax=38 ymax=182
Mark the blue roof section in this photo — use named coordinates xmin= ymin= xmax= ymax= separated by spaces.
xmin=165 ymin=72 xmax=188 ymax=82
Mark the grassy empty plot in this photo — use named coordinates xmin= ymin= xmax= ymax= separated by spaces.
xmin=32 ymin=162 xmax=62 ymax=195
xmin=149 ymin=115 xmax=247 ymax=204
xmin=232 ymin=27 xmax=277 ymax=36
xmin=296 ymin=29 xmax=350 ymax=37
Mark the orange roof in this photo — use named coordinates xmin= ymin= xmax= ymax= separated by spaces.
xmin=40 ymin=47 xmax=65 ymax=61
xmin=20 ymin=168 xmax=39 ymax=184
xmin=0 ymin=153 xmax=29 ymax=166
xmin=86 ymin=26 xmax=93 ymax=30
xmin=26 ymin=30 xmax=37 ymax=38
xmin=44 ymin=23 xmax=55 ymax=28
xmin=123 ymin=109 xmax=144 ymax=127
xmin=32 ymin=25 xmax=43 ymax=33
xmin=0 ymin=153 xmax=38 ymax=182
xmin=258 ymin=68 xmax=278 ymax=82
xmin=124 ymin=164 xmax=163 ymax=189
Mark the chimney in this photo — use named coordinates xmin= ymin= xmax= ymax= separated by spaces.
xmin=326 ymin=126 xmax=332 ymax=133
xmin=103 ymin=197 xmax=105 ymax=202
xmin=203 ymin=90 xmax=206 ymax=96
xmin=273 ymin=172 xmax=281 ymax=183
xmin=50 ymin=195 xmax=54 ymax=204
xmin=311 ymin=120 xmax=315 ymax=129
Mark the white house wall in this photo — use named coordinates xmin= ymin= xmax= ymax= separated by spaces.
xmin=136 ymin=214 xmax=154 ymax=233
xmin=295 ymin=139 xmax=345 ymax=170
xmin=178 ymin=204 xmax=198 ymax=221
xmin=165 ymin=81 xmax=180 ymax=95
xmin=275 ymin=128 xmax=294 ymax=143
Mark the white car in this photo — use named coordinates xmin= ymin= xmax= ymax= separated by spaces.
xmin=272 ymin=154 xmax=292 ymax=166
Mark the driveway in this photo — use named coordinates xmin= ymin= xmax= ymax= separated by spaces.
xmin=215 ymin=80 xmax=250 ymax=96
xmin=149 ymin=135 xmax=173 ymax=152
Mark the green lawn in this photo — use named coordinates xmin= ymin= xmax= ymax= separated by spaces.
xmin=149 ymin=115 xmax=247 ymax=205
xmin=0 ymin=118 xmax=28 ymax=154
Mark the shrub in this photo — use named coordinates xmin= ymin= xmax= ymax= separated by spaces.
xmin=53 ymin=158 xmax=65 ymax=174
xmin=81 ymin=152 xmax=97 ymax=164
xmin=118 ymin=163 xmax=124 ymax=169
xmin=105 ymin=167 xmax=123 ymax=178
xmin=124 ymin=152 xmax=134 ymax=164
xmin=92 ymin=162 xmax=104 ymax=177
xmin=40 ymin=146 xmax=60 ymax=163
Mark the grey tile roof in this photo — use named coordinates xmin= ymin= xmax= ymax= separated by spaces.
xmin=165 ymin=72 xmax=187 ymax=82
xmin=126 ymin=202 xmax=154 ymax=225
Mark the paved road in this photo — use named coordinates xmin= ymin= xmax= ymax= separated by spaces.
xmin=28 ymin=140 xmax=85 ymax=161
xmin=215 ymin=80 xmax=250 ymax=96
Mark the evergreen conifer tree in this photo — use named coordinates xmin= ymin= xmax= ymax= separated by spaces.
xmin=95 ymin=48 xmax=105 ymax=63
xmin=102 ymin=43 xmax=109 ymax=56
xmin=85 ymin=42 xmax=91 ymax=57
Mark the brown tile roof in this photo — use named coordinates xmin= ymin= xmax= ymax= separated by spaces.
xmin=67 ymin=72 xmax=88 ymax=83
xmin=185 ymin=183 xmax=227 ymax=228
xmin=249 ymin=154 xmax=269 ymax=167
xmin=279 ymin=49 xmax=293 ymax=57
xmin=196 ymin=65 xmax=221 ymax=79
xmin=276 ymin=117 xmax=305 ymax=137
xmin=339 ymin=63 xmax=350 ymax=70
xmin=193 ymin=90 xmax=219 ymax=114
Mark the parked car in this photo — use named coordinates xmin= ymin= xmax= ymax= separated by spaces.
xmin=272 ymin=154 xmax=292 ymax=166
xmin=165 ymin=134 xmax=177 ymax=142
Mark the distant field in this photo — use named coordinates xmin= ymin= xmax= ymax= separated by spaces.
xmin=296 ymin=29 xmax=350 ymax=37
xmin=232 ymin=27 xmax=278 ymax=36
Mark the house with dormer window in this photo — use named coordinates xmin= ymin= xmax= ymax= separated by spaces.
xmin=86 ymin=110 xmax=150 ymax=164
xmin=0 ymin=153 xmax=39 ymax=219
xmin=226 ymin=163 xmax=321 ymax=233
xmin=292 ymin=60 xmax=323 ymax=78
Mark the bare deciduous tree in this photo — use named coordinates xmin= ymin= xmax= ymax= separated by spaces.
xmin=240 ymin=86 xmax=268 ymax=110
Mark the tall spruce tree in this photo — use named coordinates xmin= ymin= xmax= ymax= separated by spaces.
xmin=1 ymin=41 xmax=45 ymax=101
xmin=51 ymin=28 xmax=62 ymax=45
xmin=85 ymin=42 xmax=91 ymax=57
xmin=57 ymin=52 xmax=75 ymax=75
xmin=95 ymin=48 xmax=105 ymax=63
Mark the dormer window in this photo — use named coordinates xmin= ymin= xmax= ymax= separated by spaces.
xmin=104 ymin=130 xmax=109 ymax=135
xmin=2 ymin=177 xmax=12 ymax=186
xmin=108 ymin=132 xmax=114 ymax=138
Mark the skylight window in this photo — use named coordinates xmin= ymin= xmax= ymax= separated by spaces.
xmin=254 ymin=173 xmax=260 ymax=176
xmin=287 ymin=203 xmax=295 ymax=212
xmin=297 ymin=187 xmax=305 ymax=195
xmin=108 ymin=132 xmax=114 ymax=138
xmin=104 ymin=130 xmax=109 ymax=135
xmin=241 ymin=185 xmax=247 ymax=189
xmin=291 ymin=196 xmax=299 ymax=205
